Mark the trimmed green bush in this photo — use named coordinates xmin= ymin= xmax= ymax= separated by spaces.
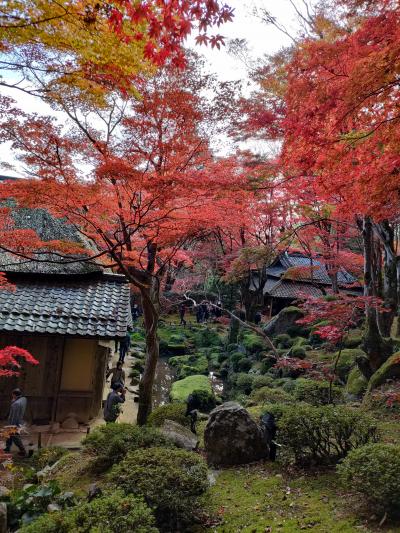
xmin=109 ymin=447 xmax=208 ymax=529
xmin=20 ymin=491 xmax=158 ymax=533
xmin=251 ymin=386 xmax=294 ymax=404
xmin=294 ymin=378 xmax=343 ymax=405
xmin=147 ymin=403 xmax=190 ymax=428
xmin=190 ymin=388 xmax=216 ymax=412
xmin=275 ymin=333 xmax=292 ymax=349
xmin=234 ymin=373 xmax=255 ymax=395
xmin=290 ymin=346 xmax=306 ymax=359
xmin=237 ymin=357 xmax=252 ymax=372
xmin=242 ymin=333 xmax=266 ymax=354
xmin=252 ymin=375 xmax=275 ymax=390
xmin=230 ymin=351 xmax=246 ymax=371
xmin=82 ymin=423 xmax=172 ymax=472
xmin=194 ymin=327 xmax=222 ymax=348
xmin=277 ymin=404 xmax=379 ymax=466
xmin=170 ymin=374 xmax=212 ymax=402
xmin=338 ymin=443 xmax=400 ymax=515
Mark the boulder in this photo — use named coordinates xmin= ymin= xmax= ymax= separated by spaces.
xmin=204 ymin=402 xmax=268 ymax=466
xmin=160 ymin=420 xmax=199 ymax=451
xmin=61 ymin=415 xmax=79 ymax=430
xmin=336 ymin=348 xmax=366 ymax=382
xmin=263 ymin=306 xmax=304 ymax=337
xmin=87 ymin=483 xmax=103 ymax=502
xmin=368 ymin=352 xmax=400 ymax=391
xmin=0 ymin=502 xmax=6 ymax=533
xmin=0 ymin=487 xmax=9 ymax=498
xmin=345 ymin=366 xmax=368 ymax=399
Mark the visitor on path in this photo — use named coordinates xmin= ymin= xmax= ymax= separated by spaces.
xmin=106 ymin=361 xmax=125 ymax=388
xmin=254 ymin=311 xmax=262 ymax=326
xmin=260 ymin=412 xmax=277 ymax=461
xmin=215 ymin=300 xmax=222 ymax=318
xmin=185 ymin=393 xmax=200 ymax=434
xmin=119 ymin=329 xmax=131 ymax=363
xmin=131 ymin=303 xmax=140 ymax=321
xmin=201 ymin=301 xmax=210 ymax=322
xmin=4 ymin=389 xmax=28 ymax=456
xmin=195 ymin=305 xmax=203 ymax=323
xmin=179 ymin=304 xmax=187 ymax=326
xmin=104 ymin=383 xmax=126 ymax=423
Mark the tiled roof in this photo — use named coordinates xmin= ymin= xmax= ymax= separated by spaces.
xmin=0 ymin=274 xmax=131 ymax=338
xmin=278 ymin=252 xmax=356 ymax=285
xmin=268 ymin=280 xmax=323 ymax=299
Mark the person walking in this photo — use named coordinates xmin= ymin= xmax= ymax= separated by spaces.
xmin=260 ymin=412 xmax=277 ymax=461
xmin=106 ymin=361 xmax=125 ymax=388
xmin=179 ymin=304 xmax=187 ymax=326
xmin=103 ymin=383 xmax=126 ymax=423
xmin=4 ymin=389 xmax=28 ymax=456
xmin=195 ymin=304 xmax=203 ymax=323
xmin=254 ymin=311 xmax=262 ymax=326
xmin=119 ymin=329 xmax=131 ymax=363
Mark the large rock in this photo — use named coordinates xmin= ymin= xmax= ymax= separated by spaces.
xmin=0 ymin=502 xmax=6 ymax=533
xmin=263 ymin=306 xmax=304 ymax=337
xmin=160 ymin=420 xmax=199 ymax=451
xmin=204 ymin=402 xmax=268 ymax=466
xmin=345 ymin=366 xmax=368 ymax=399
xmin=368 ymin=352 xmax=400 ymax=391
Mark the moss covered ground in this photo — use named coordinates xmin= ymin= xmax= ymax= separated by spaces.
xmin=205 ymin=464 xmax=400 ymax=533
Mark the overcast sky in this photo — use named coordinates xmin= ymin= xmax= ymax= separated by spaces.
xmin=0 ymin=0 xmax=302 ymax=176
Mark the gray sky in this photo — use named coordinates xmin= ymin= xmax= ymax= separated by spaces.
xmin=0 ymin=0 xmax=301 ymax=176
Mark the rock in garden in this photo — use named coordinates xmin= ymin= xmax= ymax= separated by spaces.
xmin=0 ymin=487 xmax=9 ymax=498
xmin=160 ymin=420 xmax=199 ymax=451
xmin=263 ymin=306 xmax=304 ymax=337
xmin=204 ymin=402 xmax=268 ymax=466
xmin=61 ymin=416 xmax=79 ymax=430
xmin=87 ymin=483 xmax=102 ymax=502
xmin=368 ymin=351 xmax=400 ymax=391
xmin=0 ymin=502 xmax=6 ymax=533
xmin=47 ymin=503 xmax=61 ymax=513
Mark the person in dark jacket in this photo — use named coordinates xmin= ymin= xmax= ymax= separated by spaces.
xmin=179 ymin=304 xmax=187 ymax=326
xmin=4 ymin=389 xmax=27 ymax=456
xmin=185 ymin=393 xmax=200 ymax=434
xmin=260 ymin=413 xmax=277 ymax=461
xmin=195 ymin=305 xmax=203 ymax=324
xmin=104 ymin=383 xmax=126 ymax=423
xmin=106 ymin=361 xmax=125 ymax=388
xmin=119 ymin=329 xmax=131 ymax=363
xmin=254 ymin=311 xmax=262 ymax=325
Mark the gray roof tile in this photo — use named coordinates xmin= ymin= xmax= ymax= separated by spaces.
xmin=0 ymin=274 xmax=131 ymax=338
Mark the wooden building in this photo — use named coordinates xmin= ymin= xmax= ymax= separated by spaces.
xmin=251 ymin=252 xmax=361 ymax=317
xmin=0 ymin=207 xmax=131 ymax=424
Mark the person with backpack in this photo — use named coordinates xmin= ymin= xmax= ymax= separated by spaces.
xmin=103 ymin=383 xmax=126 ymax=423
xmin=260 ymin=412 xmax=277 ymax=461
xmin=4 ymin=388 xmax=28 ymax=456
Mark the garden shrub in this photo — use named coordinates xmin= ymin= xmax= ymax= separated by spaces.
xmin=275 ymin=333 xmax=292 ymax=349
xmin=190 ymin=388 xmax=216 ymax=412
xmin=109 ymin=447 xmax=208 ymax=530
xmin=33 ymin=446 xmax=67 ymax=470
xmin=242 ymin=333 xmax=266 ymax=354
xmin=338 ymin=443 xmax=400 ymax=515
xmin=251 ymin=386 xmax=294 ymax=405
xmin=252 ymin=375 xmax=275 ymax=390
xmin=226 ymin=343 xmax=240 ymax=352
xmin=230 ymin=351 xmax=246 ymax=371
xmin=217 ymin=351 xmax=229 ymax=363
xmin=294 ymin=378 xmax=343 ymax=405
xmin=234 ymin=373 xmax=254 ymax=395
xmin=335 ymin=348 xmax=365 ymax=381
xmin=147 ymin=403 xmax=190 ymax=427
xmin=277 ymin=404 xmax=379 ymax=466
xmin=290 ymin=346 xmax=306 ymax=359
xmin=260 ymin=356 xmax=277 ymax=374
xmin=194 ymin=327 xmax=222 ymax=348
xmin=237 ymin=357 xmax=252 ymax=372
xmin=281 ymin=379 xmax=297 ymax=394
xmin=82 ymin=423 xmax=172 ymax=472
xmin=20 ymin=491 xmax=158 ymax=533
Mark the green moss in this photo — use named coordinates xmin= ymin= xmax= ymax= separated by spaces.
xmin=368 ymin=352 xmax=400 ymax=391
xmin=242 ymin=332 xmax=267 ymax=353
xmin=335 ymin=348 xmax=366 ymax=381
xmin=346 ymin=366 xmax=368 ymax=397
xmin=343 ymin=329 xmax=363 ymax=349
xmin=208 ymin=466 xmax=375 ymax=532
xmin=170 ymin=374 xmax=212 ymax=402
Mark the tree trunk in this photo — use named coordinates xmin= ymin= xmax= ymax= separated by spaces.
xmin=360 ymin=216 xmax=391 ymax=377
xmin=373 ymin=221 xmax=397 ymax=337
xmin=137 ymin=281 xmax=160 ymax=425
